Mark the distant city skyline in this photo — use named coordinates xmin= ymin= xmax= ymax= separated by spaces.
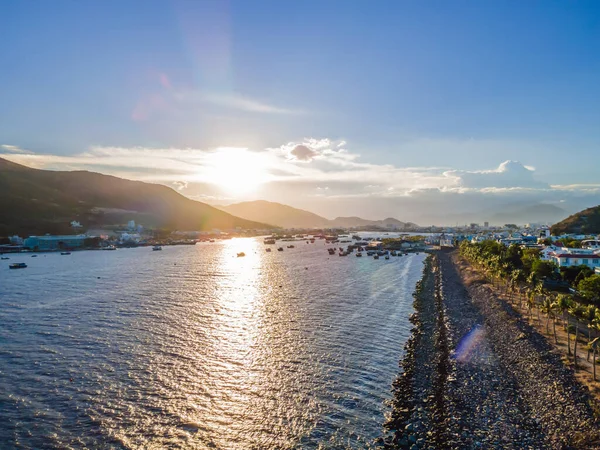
xmin=2 ymin=1 xmax=600 ymax=222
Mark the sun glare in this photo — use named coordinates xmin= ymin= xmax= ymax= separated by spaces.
xmin=205 ymin=148 xmax=269 ymax=195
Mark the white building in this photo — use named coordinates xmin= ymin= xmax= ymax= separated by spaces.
xmin=581 ymin=239 xmax=600 ymax=250
xmin=549 ymin=248 xmax=600 ymax=269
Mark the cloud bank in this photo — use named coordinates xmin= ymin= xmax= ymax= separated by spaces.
xmin=1 ymin=139 xmax=598 ymax=224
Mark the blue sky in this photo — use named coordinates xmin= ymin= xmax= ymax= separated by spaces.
xmin=1 ymin=1 xmax=600 ymax=222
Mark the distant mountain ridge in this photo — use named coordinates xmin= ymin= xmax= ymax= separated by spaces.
xmin=550 ymin=205 xmax=600 ymax=235
xmin=219 ymin=200 xmax=417 ymax=229
xmin=0 ymin=157 xmax=271 ymax=236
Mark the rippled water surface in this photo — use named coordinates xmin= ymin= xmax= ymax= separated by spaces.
xmin=0 ymin=239 xmax=425 ymax=449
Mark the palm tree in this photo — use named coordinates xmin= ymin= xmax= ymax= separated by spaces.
xmin=588 ymin=335 xmax=599 ymax=381
xmin=526 ymin=291 xmax=535 ymax=322
xmin=556 ymin=294 xmax=573 ymax=355
xmin=540 ymin=297 xmax=554 ymax=335
xmin=568 ymin=302 xmax=585 ymax=368
xmin=584 ymin=306 xmax=599 ymax=361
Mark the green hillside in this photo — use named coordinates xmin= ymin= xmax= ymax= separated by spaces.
xmin=0 ymin=157 xmax=271 ymax=236
xmin=550 ymin=205 xmax=600 ymax=235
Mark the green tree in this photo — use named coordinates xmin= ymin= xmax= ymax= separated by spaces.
xmin=577 ymin=274 xmax=600 ymax=303
xmin=560 ymin=265 xmax=593 ymax=285
xmin=521 ymin=248 xmax=541 ymax=275
xmin=531 ymin=259 xmax=558 ymax=280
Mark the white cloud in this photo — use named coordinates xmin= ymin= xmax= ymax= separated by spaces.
xmin=131 ymin=73 xmax=302 ymax=121
xmin=172 ymin=181 xmax=188 ymax=191
xmin=289 ymin=144 xmax=317 ymax=162
xmin=1 ymin=144 xmax=32 ymax=154
xmin=445 ymin=160 xmax=549 ymax=189
xmin=2 ymin=140 xmax=599 ymax=224
xmin=196 ymin=92 xmax=300 ymax=114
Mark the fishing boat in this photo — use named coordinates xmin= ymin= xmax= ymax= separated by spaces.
xmin=152 ymin=245 xmax=162 ymax=251
xmin=9 ymin=262 xmax=27 ymax=269
xmin=237 ymin=252 xmax=246 ymax=257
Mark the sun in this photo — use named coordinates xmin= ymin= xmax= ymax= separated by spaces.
xmin=205 ymin=148 xmax=269 ymax=195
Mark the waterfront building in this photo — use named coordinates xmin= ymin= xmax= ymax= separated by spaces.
xmin=23 ymin=235 xmax=87 ymax=251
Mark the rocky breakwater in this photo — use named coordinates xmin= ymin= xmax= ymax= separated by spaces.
xmin=382 ymin=252 xmax=600 ymax=449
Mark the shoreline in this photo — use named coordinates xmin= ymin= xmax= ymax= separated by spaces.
xmin=382 ymin=250 xmax=600 ymax=449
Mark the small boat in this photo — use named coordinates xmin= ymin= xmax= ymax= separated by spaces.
xmin=266 ymin=248 xmax=272 ymax=252
xmin=1 ymin=257 xmax=9 ymax=260
xmin=103 ymin=245 xmax=117 ymax=251
xmin=61 ymin=252 xmax=71 ymax=255
xmin=385 ymin=255 xmax=390 ymax=260
xmin=277 ymin=247 xmax=284 ymax=251
xmin=152 ymin=246 xmax=162 ymax=251
xmin=287 ymin=245 xmax=295 ymax=248
xmin=373 ymin=255 xmax=379 ymax=260
xmin=237 ymin=252 xmax=246 ymax=257
xmin=31 ymin=254 xmax=38 ymax=258
xmin=9 ymin=263 xmax=27 ymax=269
xmin=356 ymin=252 xmax=362 ymax=257
xmin=391 ymin=251 xmax=397 ymax=256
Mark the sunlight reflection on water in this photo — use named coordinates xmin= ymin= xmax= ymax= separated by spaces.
xmin=0 ymin=239 xmax=425 ymax=449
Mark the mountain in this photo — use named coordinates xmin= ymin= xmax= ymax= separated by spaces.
xmin=328 ymin=216 xmax=374 ymax=228
xmin=488 ymin=204 xmax=568 ymax=226
xmin=550 ymin=205 xmax=600 ymax=235
xmin=219 ymin=200 xmax=417 ymax=229
xmin=0 ymin=157 xmax=271 ymax=236
xmin=219 ymin=200 xmax=330 ymax=228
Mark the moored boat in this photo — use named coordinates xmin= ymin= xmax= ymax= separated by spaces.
xmin=152 ymin=245 xmax=162 ymax=251
xmin=356 ymin=252 xmax=362 ymax=257
xmin=266 ymin=248 xmax=272 ymax=252
xmin=61 ymin=252 xmax=71 ymax=255
xmin=237 ymin=252 xmax=246 ymax=257
xmin=9 ymin=262 xmax=27 ymax=269
xmin=278 ymin=247 xmax=284 ymax=251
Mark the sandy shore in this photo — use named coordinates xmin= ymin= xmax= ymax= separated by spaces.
xmin=382 ymin=251 xmax=600 ymax=449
